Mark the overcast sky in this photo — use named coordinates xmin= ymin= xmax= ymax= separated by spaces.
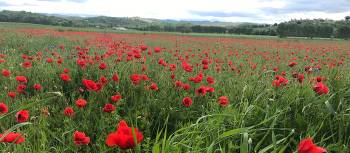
xmin=0 ymin=0 xmax=349 ymax=23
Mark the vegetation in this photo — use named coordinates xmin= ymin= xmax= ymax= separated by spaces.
xmin=1 ymin=10 xmax=349 ymax=39
xmin=277 ymin=19 xmax=350 ymax=39
xmin=0 ymin=23 xmax=349 ymax=152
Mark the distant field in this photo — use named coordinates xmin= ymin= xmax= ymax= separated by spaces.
xmin=0 ymin=22 xmax=349 ymax=152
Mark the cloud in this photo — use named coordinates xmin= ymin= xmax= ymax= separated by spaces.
xmin=0 ymin=1 xmax=13 ymax=7
xmin=36 ymin=0 xmax=88 ymax=2
xmin=263 ymin=0 xmax=350 ymax=14
xmin=66 ymin=0 xmax=88 ymax=2
xmin=0 ymin=0 xmax=349 ymax=23
xmin=36 ymin=0 xmax=61 ymax=2
xmin=190 ymin=11 xmax=259 ymax=18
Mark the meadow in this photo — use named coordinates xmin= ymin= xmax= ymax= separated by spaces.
xmin=0 ymin=22 xmax=350 ymax=153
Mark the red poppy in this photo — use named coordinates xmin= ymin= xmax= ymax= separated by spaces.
xmin=2 ymin=69 xmax=10 ymax=77
xmin=130 ymin=74 xmax=141 ymax=85
xmin=46 ymin=58 xmax=53 ymax=63
xmin=154 ymin=47 xmax=162 ymax=53
xmin=313 ymin=82 xmax=329 ymax=95
xmin=175 ymin=81 xmax=183 ymax=87
xmin=8 ymin=92 xmax=16 ymax=99
xmin=105 ymin=120 xmax=143 ymax=149
xmin=298 ymin=138 xmax=326 ymax=153
xmin=297 ymin=74 xmax=305 ymax=83
xmin=99 ymin=62 xmax=107 ymax=70
xmin=82 ymin=79 xmax=99 ymax=91
xmin=140 ymin=45 xmax=148 ymax=51
xmin=16 ymin=110 xmax=29 ymax=123
xmin=22 ymin=61 xmax=32 ymax=68
xmin=315 ymin=76 xmax=323 ymax=82
xmin=64 ymin=107 xmax=74 ymax=116
xmin=60 ymin=73 xmax=71 ymax=82
xmin=206 ymin=76 xmax=215 ymax=84
xmin=182 ymin=97 xmax=193 ymax=107
xmin=0 ymin=132 xmax=25 ymax=144
xmin=103 ymin=103 xmax=116 ymax=113
xmin=75 ymin=99 xmax=87 ymax=108
xmin=272 ymin=75 xmax=289 ymax=87
xmin=0 ymin=103 xmax=8 ymax=114
xmin=63 ymin=68 xmax=70 ymax=73
xmin=112 ymin=74 xmax=119 ymax=83
xmin=196 ymin=86 xmax=207 ymax=96
xmin=17 ymin=84 xmax=27 ymax=93
xmin=218 ymin=96 xmax=229 ymax=106
xmin=99 ymin=76 xmax=108 ymax=85
xmin=288 ymin=62 xmax=297 ymax=67
xmin=33 ymin=84 xmax=42 ymax=90
xmin=16 ymin=76 xmax=28 ymax=83
xmin=182 ymin=83 xmax=191 ymax=90
xmin=73 ymin=131 xmax=90 ymax=145
xmin=111 ymin=94 xmax=122 ymax=102
xmin=149 ymin=82 xmax=159 ymax=91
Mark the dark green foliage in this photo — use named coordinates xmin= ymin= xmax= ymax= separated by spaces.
xmin=277 ymin=19 xmax=350 ymax=39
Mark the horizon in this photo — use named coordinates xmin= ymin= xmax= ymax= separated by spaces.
xmin=0 ymin=0 xmax=349 ymax=24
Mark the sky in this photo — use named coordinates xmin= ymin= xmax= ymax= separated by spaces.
xmin=0 ymin=0 xmax=349 ymax=23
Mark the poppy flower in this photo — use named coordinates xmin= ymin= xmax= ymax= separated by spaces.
xmin=130 ymin=74 xmax=141 ymax=85
xmin=75 ymin=99 xmax=87 ymax=108
xmin=288 ymin=62 xmax=297 ymax=67
xmin=16 ymin=76 xmax=28 ymax=83
xmin=175 ymin=81 xmax=183 ymax=87
xmin=297 ymin=74 xmax=305 ymax=83
xmin=63 ymin=107 xmax=74 ymax=116
xmin=17 ymin=84 xmax=26 ymax=93
xmin=298 ymin=138 xmax=326 ymax=153
xmin=218 ymin=96 xmax=229 ymax=106
xmin=103 ymin=103 xmax=116 ymax=113
xmin=99 ymin=63 xmax=107 ymax=70
xmin=8 ymin=92 xmax=16 ymax=99
xmin=182 ymin=84 xmax=191 ymax=90
xmin=149 ymin=83 xmax=158 ymax=91
xmin=0 ymin=103 xmax=8 ymax=115
xmin=73 ymin=131 xmax=90 ymax=145
xmin=196 ymin=86 xmax=207 ymax=96
xmin=22 ymin=61 xmax=32 ymax=68
xmin=316 ymin=76 xmax=323 ymax=82
xmin=82 ymin=79 xmax=99 ymax=91
xmin=272 ymin=75 xmax=289 ymax=87
xmin=46 ymin=58 xmax=53 ymax=63
xmin=206 ymin=76 xmax=215 ymax=84
xmin=16 ymin=110 xmax=29 ymax=123
xmin=112 ymin=74 xmax=119 ymax=82
xmin=154 ymin=47 xmax=161 ymax=53
xmin=60 ymin=73 xmax=71 ymax=82
xmin=33 ymin=84 xmax=42 ymax=90
xmin=182 ymin=97 xmax=193 ymax=107
xmin=111 ymin=94 xmax=122 ymax=102
xmin=0 ymin=132 xmax=25 ymax=144
xmin=2 ymin=69 xmax=10 ymax=77
xmin=140 ymin=45 xmax=148 ymax=51
xmin=99 ymin=76 xmax=108 ymax=85
xmin=105 ymin=120 xmax=143 ymax=149
xmin=313 ymin=82 xmax=329 ymax=95
xmin=63 ymin=68 xmax=70 ymax=73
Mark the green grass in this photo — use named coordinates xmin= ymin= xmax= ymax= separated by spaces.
xmin=0 ymin=22 xmax=349 ymax=152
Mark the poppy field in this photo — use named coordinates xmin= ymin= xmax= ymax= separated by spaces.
xmin=0 ymin=24 xmax=350 ymax=153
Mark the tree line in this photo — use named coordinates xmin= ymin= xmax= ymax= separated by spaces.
xmin=0 ymin=10 xmax=349 ymax=39
xmin=277 ymin=18 xmax=350 ymax=39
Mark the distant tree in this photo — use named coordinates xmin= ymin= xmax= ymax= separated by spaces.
xmin=337 ymin=26 xmax=350 ymax=39
xmin=345 ymin=16 xmax=350 ymax=21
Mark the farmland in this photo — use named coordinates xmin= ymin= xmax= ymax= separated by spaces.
xmin=0 ymin=22 xmax=350 ymax=153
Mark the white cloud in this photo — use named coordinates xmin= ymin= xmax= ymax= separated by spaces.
xmin=0 ymin=0 xmax=348 ymax=23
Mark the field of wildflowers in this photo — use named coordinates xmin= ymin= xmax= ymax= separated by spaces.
xmin=0 ymin=24 xmax=350 ymax=152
